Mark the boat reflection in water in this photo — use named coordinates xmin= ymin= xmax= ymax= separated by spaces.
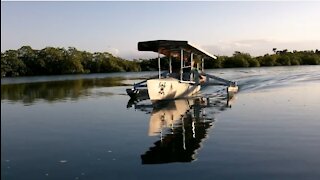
xmin=128 ymin=95 xmax=236 ymax=164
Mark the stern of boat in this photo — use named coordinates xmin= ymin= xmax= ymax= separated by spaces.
xmin=147 ymin=78 xmax=201 ymax=101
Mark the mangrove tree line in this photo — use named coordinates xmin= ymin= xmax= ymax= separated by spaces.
xmin=1 ymin=46 xmax=141 ymax=77
xmin=139 ymin=49 xmax=320 ymax=71
xmin=1 ymin=46 xmax=320 ymax=77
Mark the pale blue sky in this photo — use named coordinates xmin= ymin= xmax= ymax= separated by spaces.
xmin=2 ymin=1 xmax=320 ymax=59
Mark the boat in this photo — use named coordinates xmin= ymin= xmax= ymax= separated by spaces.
xmin=126 ymin=40 xmax=238 ymax=102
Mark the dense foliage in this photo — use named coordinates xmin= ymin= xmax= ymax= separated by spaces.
xmin=1 ymin=46 xmax=140 ymax=77
xmin=213 ymin=50 xmax=319 ymax=68
xmin=1 ymin=46 xmax=319 ymax=77
xmin=139 ymin=49 xmax=320 ymax=71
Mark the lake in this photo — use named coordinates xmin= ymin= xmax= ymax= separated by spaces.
xmin=1 ymin=66 xmax=320 ymax=180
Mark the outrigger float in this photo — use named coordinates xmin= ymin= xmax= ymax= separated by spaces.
xmin=126 ymin=40 xmax=238 ymax=102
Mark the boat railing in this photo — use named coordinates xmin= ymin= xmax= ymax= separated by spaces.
xmin=133 ymin=71 xmax=168 ymax=89
xmin=180 ymin=80 xmax=196 ymax=84
xmin=181 ymin=66 xmax=191 ymax=69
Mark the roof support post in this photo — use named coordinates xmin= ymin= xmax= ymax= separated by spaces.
xmin=169 ymin=55 xmax=172 ymax=74
xmin=190 ymin=53 xmax=194 ymax=81
xmin=180 ymin=49 xmax=183 ymax=81
xmin=158 ymin=50 xmax=161 ymax=79
xmin=201 ymin=58 xmax=204 ymax=72
xmin=190 ymin=53 xmax=194 ymax=68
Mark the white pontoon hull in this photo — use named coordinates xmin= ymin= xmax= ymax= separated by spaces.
xmin=147 ymin=78 xmax=201 ymax=101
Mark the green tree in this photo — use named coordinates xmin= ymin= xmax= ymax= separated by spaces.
xmin=17 ymin=46 xmax=44 ymax=75
xmin=259 ymin=54 xmax=276 ymax=66
xmin=247 ymin=58 xmax=260 ymax=67
xmin=290 ymin=56 xmax=301 ymax=65
xmin=224 ymin=52 xmax=250 ymax=68
xmin=301 ymin=54 xmax=320 ymax=65
xmin=212 ymin=56 xmax=224 ymax=68
xmin=62 ymin=47 xmax=84 ymax=74
xmin=79 ymin=51 xmax=94 ymax=73
xmin=1 ymin=53 xmax=9 ymax=77
xmin=37 ymin=47 xmax=66 ymax=74
xmin=276 ymin=55 xmax=291 ymax=66
xmin=1 ymin=50 xmax=26 ymax=77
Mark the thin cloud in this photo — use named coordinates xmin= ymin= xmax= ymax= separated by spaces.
xmin=203 ymin=39 xmax=320 ymax=57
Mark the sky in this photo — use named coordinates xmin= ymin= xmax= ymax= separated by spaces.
xmin=2 ymin=1 xmax=320 ymax=59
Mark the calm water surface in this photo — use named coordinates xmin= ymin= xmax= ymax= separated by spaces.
xmin=1 ymin=66 xmax=320 ymax=180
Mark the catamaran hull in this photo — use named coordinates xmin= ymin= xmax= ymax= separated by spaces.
xmin=147 ymin=78 xmax=201 ymax=101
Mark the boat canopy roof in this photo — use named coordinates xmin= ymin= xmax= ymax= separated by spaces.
xmin=138 ymin=40 xmax=217 ymax=59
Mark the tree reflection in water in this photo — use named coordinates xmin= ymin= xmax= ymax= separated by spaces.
xmin=129 ymin=96 xmax=236 ymax=164
xmin=1 ymin=77 xmax=126 ymax=105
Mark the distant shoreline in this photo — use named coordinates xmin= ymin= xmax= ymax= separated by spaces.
xmin=2 ymin=46 xmax=319 ymax=77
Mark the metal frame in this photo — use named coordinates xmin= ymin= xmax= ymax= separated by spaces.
xmin=127 ymin=40 xmax=239 ymax=100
